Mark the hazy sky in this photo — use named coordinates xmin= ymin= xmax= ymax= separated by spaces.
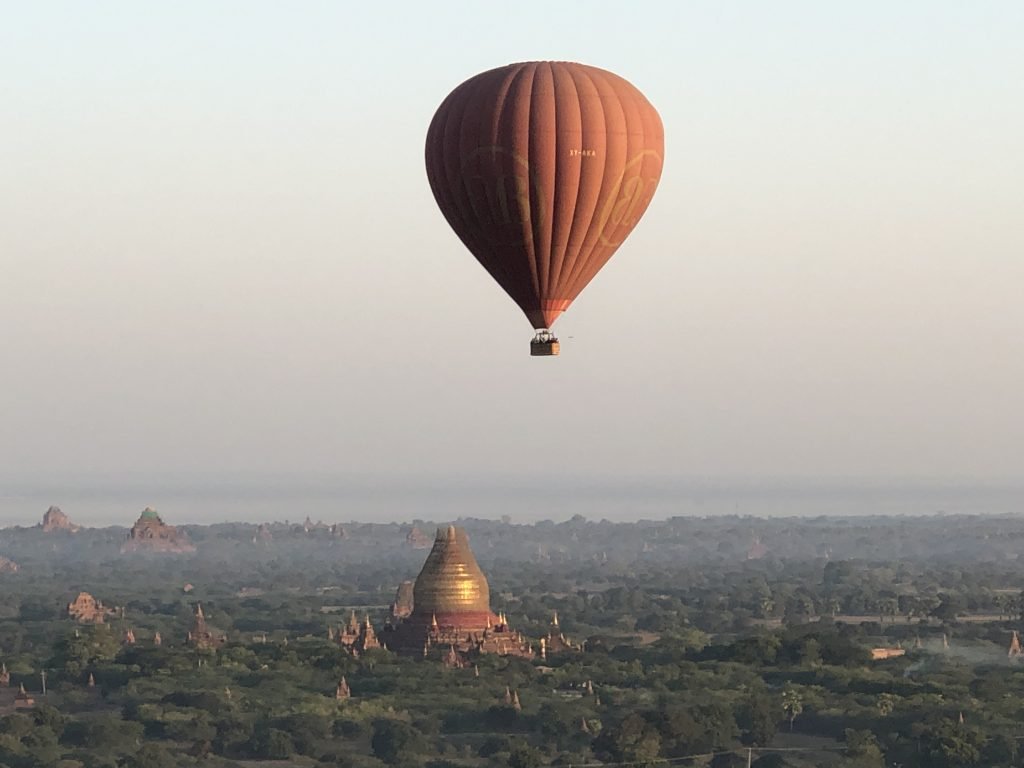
xmin=2 ymin=1 xmax=1022 ymax=486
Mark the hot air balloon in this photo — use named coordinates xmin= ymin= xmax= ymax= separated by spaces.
xmin=425 ymin=61 xmax=664 ymax=356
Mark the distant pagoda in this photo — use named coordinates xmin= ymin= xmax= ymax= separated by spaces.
xmin=405 ymin=526 xmax=432 ymax=549
xmin=539 ymin=611 xmax=581 ymax=658
xmin=335 ymin=676 xmax=351 ymax=700
xmin=41 ymin=505 xmax=80 ymax=533
xmin=14 ymin=683 xmax=34 ymax=709
xmin=121 ymin=507 xmax=196 ymax=554
xmin=382 ymin=526 xmax=532 ymax=662
xmin=334 ymin=611 xmax=380 ymax=656
xmin=252 ymin=523 xmax=273 ymax=545
xmin=186 ymin=604 xmax=226 ymax=649
xmin=67 ymin=592 xmax=116 ymax=624
xmin=1010 ymin=630 xmax=1022 ymax=660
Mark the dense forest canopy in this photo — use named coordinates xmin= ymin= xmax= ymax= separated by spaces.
xmin=1 ymin=512 xmax=1024 ymax=767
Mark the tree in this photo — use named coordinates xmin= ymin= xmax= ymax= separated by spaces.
xmin=781 ymin=688 xmax=803 ymax=732
xmin=251 ymin=723 xmax=295 ymax=760
xmin=478 ymin=735 xmax=511 ymax=757
xmin=372 ymin=720 xmax=423 ymax=764
xmin=508 ymin=742 xmax=543 ymax=768
xmin=843 ymin=729 xmax=884 ymax=768
xmin=50 ymin=626 xmax=120 ymax=677
xmin=921 ymin=721 xmax=983 ymax=768
xmin=876 ymin=693 xmax=897 ymax=718
xmin=595 ymin=713 xmax=662 ymax=765
xmin=930 ymin=594 xmax=966 ymax=622
xmin=60 ymin=715 xmax=143 ymax=752
xmin=739 ymin=695 xmax=778 ymax=746
xmin=121 ymin=743 xmax=177 ymax=768
xmin=981 ymin=733 xmax=1017 ymax=766
xmin=30 ymin=704 xmax=64 ymax=736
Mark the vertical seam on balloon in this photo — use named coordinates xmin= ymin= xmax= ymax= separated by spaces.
xmin=493 ymin=65 xmax=528 ymax=303
xmin=520 ymin=64 xmax=541 ymax=302
xmin=460 ymin=76 xmax=494 ymax=269
xmin=483 ymin=67 xmax=522 ymax=301
xmin=500 ymin=63 xmax=538 ymax=312
xmin=540 ymin=61 xmax=561 ymax=306
xmin=529 ymin=63 xmax=550 ymax=303
xmin=564 ymin=70 xmax=624 ymax=296
xmin=548 ymin=63 xmax=585 ymax=306
xmin=556 ymin=64 xmax=603 ymax=302
xmin=566 ymin=79 xmax=646 ymax=300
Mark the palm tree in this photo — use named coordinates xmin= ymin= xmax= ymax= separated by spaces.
xmin=782 ymin=687 xmax=803 ymax=732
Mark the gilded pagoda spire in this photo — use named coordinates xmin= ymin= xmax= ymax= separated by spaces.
xmin=413 ymin=526 xmax=491 ymax=619
xmin=382 ymin=525 xmax=533 ymax=660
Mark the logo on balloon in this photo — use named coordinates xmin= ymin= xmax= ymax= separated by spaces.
xmin=459 ymin=146 xmax=546 ymax=246
xmin=595 ymin=150 xmax=663 ymax=247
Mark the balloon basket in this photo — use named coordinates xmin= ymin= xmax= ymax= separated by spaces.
xmin=530 ymin=337 xmax=560 ymax=356
xmin=530 ymin=329 xmax=559 ymax=356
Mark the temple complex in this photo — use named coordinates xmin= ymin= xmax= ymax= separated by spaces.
xmin=539 ymin=612 xmax=582 ymax=658
xmin=335 ymin=611 xmax=380 ymax=656
xmin=67 ymin=592 xmax=117 ymax=624
xmin=41 ymin=505 xmax=80 ymax=532
xmin=0 ymin=558 xmax=19 ymax=574
xmin=186 ymin=604 xmax=226 ymax=649
xmin=382 ymin=526 xmax=533 ymax=663
xmin=1010 ymin=630 xmax=1022 ymax=660
xmin=0 ymin=663 xmax=9 ymax=687
xmin=121 ymin=508 xmax=196 ymax=554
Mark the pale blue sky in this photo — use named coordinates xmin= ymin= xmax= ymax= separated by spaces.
xmin=2 ymin=1 xmax=1022 ymax=487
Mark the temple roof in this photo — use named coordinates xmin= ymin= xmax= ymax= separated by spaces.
xmin=412 ymin=526 xmax=490 ymax=617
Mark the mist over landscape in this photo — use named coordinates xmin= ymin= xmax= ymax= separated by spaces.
xmin=2 ymin=476 xmax=1022 ymax=528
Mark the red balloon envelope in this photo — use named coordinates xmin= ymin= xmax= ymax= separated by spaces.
xmin=425 ymin=61 xmax=664 ymax=355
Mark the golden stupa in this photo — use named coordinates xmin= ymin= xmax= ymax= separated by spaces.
xmin=382 ymin=525 xmax=533 ymax=659
xmin=413 ymin=525 xmax=491 ymax=622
